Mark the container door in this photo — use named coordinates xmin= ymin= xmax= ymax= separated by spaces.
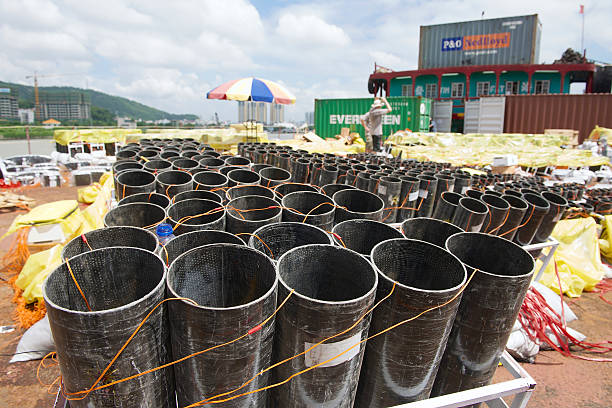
xmin=464 ymin=100 xmax=480 ymax=134
xmin=432 ymin=101 xmax=453 ymax=132
xmin=478 ymin=97 xmax=506 ymax=133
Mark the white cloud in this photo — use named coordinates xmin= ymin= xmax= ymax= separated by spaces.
xmin=0 ymin=0 xmax=64 ymax=29
xmin=276 ymin=13 xmax=350 ymax=46
xmin=62 ymin=0 xmax=153 ymax=26
xmin=0 ymin=26 xmax=88 ymax=58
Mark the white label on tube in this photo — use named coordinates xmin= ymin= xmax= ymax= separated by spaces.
xmin=378 ymin=185 xmax=387 ymax=195
xmin=461 ymin=186 xmax=469 ymax=194
xmin=304 ymin=333 xmax=361 ymax=368
xmin=419 ymin=189 xmax=428 ymax=199
xmin=408 ymin=191 xmax=419 ymax=201
xmin=471 ymin=224 xmax=483 ymax=232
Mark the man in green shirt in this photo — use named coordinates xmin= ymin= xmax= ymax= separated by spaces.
xmin=360 ymin=97 xmax=392 ymax=152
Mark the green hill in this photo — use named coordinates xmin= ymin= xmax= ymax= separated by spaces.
xmin=0 ymin=80 xmax=198 ymax=121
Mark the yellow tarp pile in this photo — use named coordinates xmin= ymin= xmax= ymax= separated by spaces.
xmin=588 ymin=126 xmax=612 ymax=141
xmin=598 ymin=215 xmax=612 ymax=263
xmin=4 ymin=200 xmax=84 ymax=242
xmin=538 ymin=217 xmax=605 ymax=297
xmin=385 ymin=132 xmax=609 ymax=167
xmin=77 ymin=173 xmax=112 ymax=205
xmin=54 ymin=128 xmax=142 ymax=146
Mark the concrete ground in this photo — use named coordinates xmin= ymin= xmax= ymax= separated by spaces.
xmin=0 ymin=185 xmax=610 ymax=407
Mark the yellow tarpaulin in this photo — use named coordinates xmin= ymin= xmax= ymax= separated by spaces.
xmin=78 ymin=183 xmax=102 ymax=204
xmin=4 ymin=200 xmax=84 ymax=241
xmin=385 ymin=132 xmax=609 ymax=167
xmin=598 ymin=215 xmax=612 ymax=263
xmin=538 ymin=217 xmax=605 ymax=297
xmin=14 ymin=244 xmax=63 ymax=303
xmin=588 ymin=125 xmax=612 ymax=141
xmin=82 ymin=174 xmax=113 ymax=231
xmin=54 ymin=128 xmax=142 ymax=146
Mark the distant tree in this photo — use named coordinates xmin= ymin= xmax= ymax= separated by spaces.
xmin=91 ymin=105 xmax=116 ymax=125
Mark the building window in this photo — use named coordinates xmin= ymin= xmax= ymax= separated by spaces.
xmin=534 ymin=80 xmax=550 ymax=94
xmin=451 ymin=82 xmax=464 ymax=98
xmin=425 ymin=83 xmax=437 ymax=98
xmin=476 ymin=82 xmax=490 ymax=96
xmin=505 ymin=81 xmax=519 ymax=95
xmin=401 ymin=84 xmax=413 ymax=96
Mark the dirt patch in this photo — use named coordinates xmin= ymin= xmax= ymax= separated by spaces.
xmin=493 ymin=290 xmax=612 ymax=407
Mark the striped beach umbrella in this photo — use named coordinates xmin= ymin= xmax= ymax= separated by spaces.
xmin=206 ymin=77 xmax=296 ymax=105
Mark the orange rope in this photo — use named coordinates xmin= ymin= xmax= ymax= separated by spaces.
xmin=329 ymin=231 xmax=346 ymax=248
xmin=489 ymin=210 xmax=510 ymax=235
xmin=300 ymin=202 xmax=334 ymax=223
xmin=500 ymin=205 xmax=535 ymax=237
xmin=187 ymin=281 xmax=398 ymax=407
xmin=65 ymin=259 xmax=92 ymax=312
xmin=236 ymin=233 xmax=275 ymax=259
xmin=59 ymin=290 xmax=294 ymax=401
xmin=165 ymin=184 xmax=175 ymax=198
xmin=199 ymin=269 xmax=476 ymax=406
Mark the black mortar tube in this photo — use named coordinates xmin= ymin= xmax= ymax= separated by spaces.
xmin=432 ymin=233 xmax=534 ymax=406
xmin=355 ymin=238 xmax=467 ymax=406
xmin=513 ymin=192 xmax=550 ymax=246
xmin=432 ymin=191 xmax=461 ymax=222
xmin=481 ymin=194 xmax=510 ymax=234
xmin=451 ymin=197 xmax=489 ymax=232
xmin=496 ymin=194 xmax=529 ymax=241
xmin=401 ymin=217 xmax=463 ymax=248
xmin=534 ymin=191 xmax=568 ymax=243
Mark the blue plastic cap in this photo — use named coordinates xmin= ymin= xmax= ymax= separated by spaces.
xmin=156 ymin=223 xmax=174 ymax=237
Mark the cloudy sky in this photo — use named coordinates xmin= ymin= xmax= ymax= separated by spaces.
xmin=1 ymin=0 xmax=611 ymax=122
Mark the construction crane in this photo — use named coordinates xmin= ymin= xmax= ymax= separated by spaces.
xmin=25 ymin=72 xmax=85 ymax=121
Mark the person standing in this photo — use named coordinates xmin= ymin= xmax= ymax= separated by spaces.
xmin=429 ymin=117 xmax=437 ymax=132
xmin=361 ymin=97 xmax=392 ymax=152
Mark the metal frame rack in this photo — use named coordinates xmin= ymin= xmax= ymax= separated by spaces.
xmin=393 ymin=351 xmax=537 ymax=408
xmin=523 ymin=237 xmax=560 ymax=282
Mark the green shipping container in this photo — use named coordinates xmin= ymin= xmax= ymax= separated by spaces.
xmin=314 ymin=96 xmax=432 ymax=140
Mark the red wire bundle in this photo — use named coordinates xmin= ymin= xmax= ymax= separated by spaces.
xmin=518 ymin=268 xmax=612 ymax=362
xmin=594 ymin=279 xmax=612 ymax=306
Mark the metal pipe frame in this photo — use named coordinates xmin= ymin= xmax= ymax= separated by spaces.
xmin=522 ymin=237 xmax=559 ymax=282
xmin=391 ymin=351 xmax=536 ymax=408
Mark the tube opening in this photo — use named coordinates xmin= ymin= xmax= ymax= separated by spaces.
xmin=277 ymin=244 xmax=376 ymax=303
xmin=446 ymin=232 xmax=534 ymax=277
xmin=167 ymin=244 xmax=276 ymax=308
xmin=372 ymin=238 xmax=466 ymax=291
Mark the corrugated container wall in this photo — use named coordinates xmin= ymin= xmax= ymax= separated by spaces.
xmin=314 ymin=97 xmax=432 ymax=139
xmin=419 ymin=14 xmax=541 ymax=69
xmin=504 ymin=94 xmax=612 ymax=143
